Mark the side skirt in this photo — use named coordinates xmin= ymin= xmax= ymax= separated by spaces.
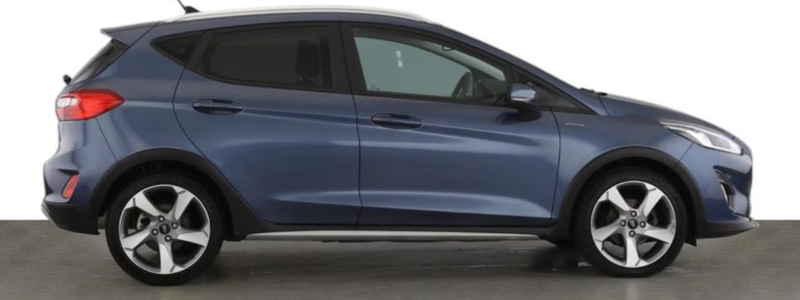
xmin=245 ymin=230 xmax=540 ymax=242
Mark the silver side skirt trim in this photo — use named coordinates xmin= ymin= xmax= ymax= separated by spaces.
xmin=244 ymin=231 xmax=539 ymax=242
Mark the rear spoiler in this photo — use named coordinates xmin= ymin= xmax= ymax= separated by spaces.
xmin=101 ymin=21 xmax=159 ymax=46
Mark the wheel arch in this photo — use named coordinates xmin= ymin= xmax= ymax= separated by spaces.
xmin=90 ymin=148 xmax=269 ymax=240
xmin=553 ymin=146 xmax=703 ymax=245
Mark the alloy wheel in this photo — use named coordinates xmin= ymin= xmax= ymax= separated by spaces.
xmin=590 ymin=181 xmax=677 ymax=268
xmin=118 ymin=184 xmax=211 ymax=274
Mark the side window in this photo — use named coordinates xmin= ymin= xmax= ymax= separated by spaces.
xmin=352 ymin=27 xmax=507 ymax=104
xmin=201 ymin=26 xmax=334 ymax=89
xmin=155 ymin=34 xmax=202 ymax=64
xmin=514 ymin=69 xmax=578 ymax=111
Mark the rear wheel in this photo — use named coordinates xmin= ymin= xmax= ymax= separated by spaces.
xmin=574 ymin=168 xmax=687 ymax=277
xmin=105 ymin=173 xmax=223 ymax=285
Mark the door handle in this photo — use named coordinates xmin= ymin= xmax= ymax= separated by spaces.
xmin=192 ymin=99 xmax=244 ymax=115
xmin=371 ymin=113 xmax=422 ymax=129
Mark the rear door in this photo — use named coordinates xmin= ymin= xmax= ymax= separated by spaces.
xmin=172 ymin=23 xmax=361 ymax=225
xmin=342 ymin=24 xmax=561 ymax=227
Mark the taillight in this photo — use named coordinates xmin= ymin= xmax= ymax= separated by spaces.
xmin=62 ymin=174 xmax=80 ymax=199
xmin=56 ymin=89 xmax=123 ymax=121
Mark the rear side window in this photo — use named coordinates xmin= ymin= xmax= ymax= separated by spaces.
xmin=201 ymin=26 xmax=334 ymax=89
xmin=154 ymin=34 xmax=201 ymax=64
xmin=72 ymin=40 xmax=128 ymax=84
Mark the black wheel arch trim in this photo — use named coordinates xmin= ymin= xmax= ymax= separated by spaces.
xmin=63 ymin=146 xmax=745 ymax=241
xmin=86 ymin=148 xmax=270 ymax=240
xmin=546 ymin=146 xmax=708 ymax=243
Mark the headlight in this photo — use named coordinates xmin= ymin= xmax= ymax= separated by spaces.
xmin=661 ymin=121 xmax=742 ymax=155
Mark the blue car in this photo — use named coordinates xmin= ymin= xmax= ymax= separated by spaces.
xmin=43 ymin=6 xmax=757 ymax=285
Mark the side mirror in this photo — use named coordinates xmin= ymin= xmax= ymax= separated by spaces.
xmin=508 ymin=83 xmax=542 ymax=121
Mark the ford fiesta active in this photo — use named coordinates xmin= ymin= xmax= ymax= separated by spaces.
xmin=42 ymin=6 xmax=757 ymax=285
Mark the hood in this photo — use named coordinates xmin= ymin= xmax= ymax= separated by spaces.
xmin=600 ymin=93 xmax=737 ymax=139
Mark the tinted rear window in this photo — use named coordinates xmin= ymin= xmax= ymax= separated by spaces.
xmin=201 ymin=26 xmax=333 ymax=89
xmin=72 ymin=40 xmax=128 ymax=84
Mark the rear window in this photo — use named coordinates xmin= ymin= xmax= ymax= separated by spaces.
xmin=72 ymin=40 xmax=128 ymax=84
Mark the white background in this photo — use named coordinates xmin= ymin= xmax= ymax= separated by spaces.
xmin=0 ymin=0 xmax=797 ymax=220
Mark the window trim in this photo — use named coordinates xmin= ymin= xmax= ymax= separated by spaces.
xmin=341 ymin=22 xmax=514 ymax=108
xmin=170 ymin=22 xmax=351 ymax=94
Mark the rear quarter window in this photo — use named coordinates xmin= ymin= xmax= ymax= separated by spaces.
xmin=72 ymin=40 xmax=128 ymax=84
xmin=153 ymin=34 xmax=202 ymax=65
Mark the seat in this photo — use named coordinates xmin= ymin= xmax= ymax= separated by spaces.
xmin=295 ymin=39 xmax=321 ymax=87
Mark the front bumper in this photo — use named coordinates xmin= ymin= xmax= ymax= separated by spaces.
xmin=681 ymin=141 xmax=758 ymax=239
xmin=697 ymin=216 xmax=759 ymax=238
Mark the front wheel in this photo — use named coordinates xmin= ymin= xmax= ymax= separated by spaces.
xmin=105 ymin=173 xmax=223 ymax=285
xmin=574 ymin=168 xmax=687 ymax=277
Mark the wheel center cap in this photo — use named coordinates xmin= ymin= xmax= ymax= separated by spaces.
xmin=627 ymin=219 xmax=639 ymax=230
xmin=159 ymin=223 xmax=171 ymax=235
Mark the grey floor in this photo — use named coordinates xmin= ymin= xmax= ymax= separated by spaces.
xmin=0 ymin=221 xmax=795 ymax=300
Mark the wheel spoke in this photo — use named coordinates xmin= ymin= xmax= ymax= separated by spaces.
xmin=592 ymin=223 xmax=620 ymax=246
xmin=176 ymin=229 xmax=210 ymax=247
xmin=129 ymin=191 xmax=163 ymax=217
xmin=121 ymin=229 xmax=151 ymax=254
xmin=640 ymin=184 xmax=665 ymax=217
xmin=158 ymin=241 xmax=184 ymax=274
xmin=171 ymin=188 xmax=194 ymax=221
xmin=624 ymin=236 xmax=641 ymax=267
xmin=643 ymin=225 xmax=675 ymax=244
xmin=606 ymin=186 xmax=632 ymax=212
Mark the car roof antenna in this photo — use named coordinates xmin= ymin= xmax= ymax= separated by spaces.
xmin=176 ymin=0 xmax=200 ymax=14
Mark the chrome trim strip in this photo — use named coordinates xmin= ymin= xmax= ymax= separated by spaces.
xmin=167 ymin=6 xmax=433 ymax=24
xmin=245 ymin=231 xmax=539 ymax=242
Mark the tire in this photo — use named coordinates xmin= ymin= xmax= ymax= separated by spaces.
xmin=573 ymin=167 xmax=687 ymax=277
xmin=545 ymin=238 xmax=574 ymax=248
xmin=105 ymin=172 xmax=224 ymax=285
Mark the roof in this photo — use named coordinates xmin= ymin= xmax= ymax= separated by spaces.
xmin=166 ymin=5 xmax=433 ymax=24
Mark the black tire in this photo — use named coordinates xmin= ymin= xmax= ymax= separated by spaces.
xmin=105 ymin=172 xmax=224 ymax=285
xmin=573 ymin=167 xmax=687 ymax=277
xmin=545 ymin=238 xmax=574 ymax=248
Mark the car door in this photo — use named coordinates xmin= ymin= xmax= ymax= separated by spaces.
xmin=342 ymin=24 xmax=561 ymax=227
xmin=173 ymin=23 xmax=362 ymax=225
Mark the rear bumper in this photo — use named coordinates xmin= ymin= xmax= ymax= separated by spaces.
xmin=42 ymin=201 xmax=99 ymax=235
xmin=43 ymin=119 xmax=117 ymax=235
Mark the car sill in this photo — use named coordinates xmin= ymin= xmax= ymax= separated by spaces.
xmin=245 ymin=231 xmax=540 ymax=242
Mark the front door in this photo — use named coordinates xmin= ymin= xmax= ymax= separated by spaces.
xmin=342 ymin=24 xmax=561 ymax=227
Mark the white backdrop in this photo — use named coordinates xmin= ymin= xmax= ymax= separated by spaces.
xmin=0 ymin=0 xmax=797 ymax=220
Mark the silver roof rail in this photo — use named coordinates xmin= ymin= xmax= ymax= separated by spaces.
xmin=166 ymin=5 xmax=434 ymax=24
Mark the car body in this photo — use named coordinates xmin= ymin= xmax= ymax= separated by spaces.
xmin=42 ymin=6 xmax=756 ymax=284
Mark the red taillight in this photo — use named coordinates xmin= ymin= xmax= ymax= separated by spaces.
xmin=56 ymin=89 xmax=123 ymax=121
xmin=62 ymin=174 xmax=80 ymax=199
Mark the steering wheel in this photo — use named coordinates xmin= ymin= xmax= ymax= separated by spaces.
xmin=451 ymin=72 xmax=474 ymax=100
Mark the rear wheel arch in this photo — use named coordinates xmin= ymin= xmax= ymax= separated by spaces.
xmin=91 ymin=148 xmax=268 ymax=240
xmin=554 ymin=147 xmax=702 ymax=244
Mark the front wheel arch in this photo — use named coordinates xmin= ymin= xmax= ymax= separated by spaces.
xmin=553 ymin=147 xmax=702 ymax=245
